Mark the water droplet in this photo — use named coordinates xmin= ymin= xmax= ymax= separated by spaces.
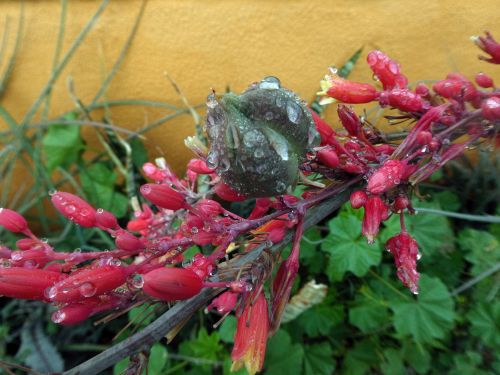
xmin=128 ymin=274 xmax=144 ymax=289
xmin=79 ymin=282 xmax=97 ymax=298
xmin=24 ymin=260 xmax=37 ymax=268
xmin=41 ymin=238 xmax=48 ymax=243
xmin=52 ymin=310 xmax=66 ymax=324
xmin=244 ymin=283 xmax=253 ymax=292
xmin=206 ymin=151 xmax=219 ymax=169
xmin=182 ymin=259 xmax=192 ymax=267
xmin=254 ymin=148 xmax=265 ymax=158
xmin=442 ymin=138 xmax=451 ymax=145
xmin=372 ymin=74 xmax=380 ymax=82
xmin=208 ymin=266 xmax=218 ymax=276
xmin=259 ymin=76 xmax=281 ymax=90
xmin=1 ymin=260 xmax=11 ymax=268
xmin=328 ymin=66 xmax=338 ymax=75
xmin=218 ymin=158 xmax=230 ymax=172
xmin=276 ymin=95 xmax=284 ymax=108
xmin=417 ymin=252 xmax=422 ymax=260
xmin=191 ymin=226 xmax=199 ymax=234
xmin=388 ymin=61 xmax=399 ymax=75
xmin=65 ymin=205 xmax=76 ymax=214
xmin=80 ymin=209 xmax=89 ymax=216
xmin=11 ymin=251 xmax=23 ymax=261
xmin=74 ymin=248 xmax=82 ymax=253
xmin=286 ymin=101 xmax=302 ymax=124
xmin=275 ymin=181 xmax=286 ymax=193
xmin=48 ymin=189 xmax=57 ymax=196
xmin=264 ymin=111 xmax=274 ymax=121
xmin=97 ymin=208 xmax=104 ymax=214
xmin=45 ymin=286 xmax=57 ymax=300
xmin=206 ymin=93 xmax=218 ymax=108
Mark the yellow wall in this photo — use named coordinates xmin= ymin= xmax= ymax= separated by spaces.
xmin=0 ymin=0 xmax=499 ymax=173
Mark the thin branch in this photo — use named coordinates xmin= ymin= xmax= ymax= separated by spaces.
xmin=451 ymin=262 xmax=500 ymax=296
xmin=413 ymin=207 xmax=500 ymax=223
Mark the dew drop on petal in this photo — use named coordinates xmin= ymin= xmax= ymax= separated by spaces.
xmin=79 ymin=282 xmax=97 ymax=298
xmin=259 ymin=76 xmax=281 ymax=90
xmin=51 ymin=310 xmax=66 ymax=324
xmin=48 ymin=189 xmax=57 ymax=196
xmin=45 ymin=286 xmax=58 ymax=300
xmin=65 ymin=205 xmax=76 ymax=214
xmin=286 ymin=101 xmax=302 ymax=124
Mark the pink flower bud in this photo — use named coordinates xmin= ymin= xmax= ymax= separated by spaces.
xmin=416 ymin=130 xmax=433 ymax=146
xmin=142 ymin=162 xmax=167 ymax=181
xmin=475 ymin=72 xmax=494 ymax=88
xmin=47 ymin=265 xmax=127 ymax=303
xmin=415 ymin=83 xmax=429 ymax=97
xmin=367 ymin=160 xmax=405 ymax=194
xmin=142 ymin=267 xmax=202 ymax=301
xmin=362 ymin=196 xmax=388 ymax=243
xmin=0 ymin=268 xmax=64 ymax=300
xmin=51 ymin=192 xmax=97 ymax=227
xmin=208 ymin=291 xmax=238 ymax=314
xmin=324 ymin=75 xmax=379 ymax=104
xmin=481 ymin=97 xmax=500 ymax=121
xmin=140 ymin=183 xmax=187 ymax=210
xmin=214 ymin=182 xmax=247 ymax=202
xmin=317 ymin=149 xmax=339 ymax=169
xmin=187 ymin=159 xmax=215 ymax=174
xmin=11 ymin=249 xmax=51 ymax=268
xmin=386 ymin=231 xmax=420 ymax=294
xmin=393 ymin=196 xmax=410 ymax=212
xmin=0 ymin=208 xmax=28 ymax=233
xmin=248 ymin=198 xmax=272 ymax=220
xmin=350 ymin=190 xmax=368 ymax=209
xmin=95 ymin=209 xmax=119 ymax=230
xmin=115 ymin=232 xmax=144 ymax=252
xmin=127 ymin=219 xmax=149 ymax=232
xmin=52 ymin=303 xmax=95 ymax=325
xmin=379 ymin=89 xmax=424 ymax=112
xmin=472 ymin=31 xmax=500 ymax=64
xmin=337 ymin=104 xmax=362 ymax=137
xmin=367 ymin=50 xmax=408 ymax=89
xmin=16 ymin=238 xmax=42 ymax=251
xmin=194 ymin=199 xmax=223 ymax=217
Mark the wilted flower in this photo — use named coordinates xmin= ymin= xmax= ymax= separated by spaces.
xmin=386 ymin=231 xmax=420 ymax=294
xmin=362 ymin=195 xmax=389 ymax=243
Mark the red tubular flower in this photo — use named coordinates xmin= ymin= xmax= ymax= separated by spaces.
xmin=472 ymin=31 xmax=500 ymax=64
xmin=192 ymin=231 xmax=218 ymax=246
xmin=0 ymin=268 xmax=64 ymax=300
xmin=95 ymin=209 xmax=119 ymax=230
xmin=248 ymin=198 xmax=272 ymax=220
xmin=367 ymin=50 xmax=408 ymax=89
xmin=140 ymin=183 xmax=187 ymax=210
xmin=115 ymin=232 xmax=144 ymax=252
xmin=379 ymin=89 xmax=424 ymax=112
xmin=142 ymin=267 xmax=202 ymax=301
xmin=321 ymin=75 xmax=378 ymax=104
xmin=52 ymin=303 xmax=96 ymax=325
xmin=337 ymin=104 xmax=362 ymax=137
xmin=142 ymin=162 xmax=168 ymax=181
xmin=362 ymin=196 xmax=388 ymax=243
xmin=310 ymin=110 xmax=336 ymax=144
xmin=0 ymin=208 xmax=29 ymax=233
xmin=317 ymin=149 xmax=340 ymax=169
xmin=16 ymin=238 xmax=41 ymax=251
xmin=51 ymin=192 xmax=97 ymax=228
xmin=11 ymin=249 xmax=51 ymax=268
xmin=194 ymin=199 xmax=223 ymax=217
xmin=481 ymin=97 xmax=500 ymax=121
xmin=386 ymin=231 xmax=420 ymax=294
xmin=350 ymin=190 xmax=368 ymax=209
xmin=231 ymin=292 xmax=269 ymax=375
xmin=207 ymin=291 xmax=238 ymax=314
xmin=367 ymin=159 xmax=405 ymax=194
xmin=47 ymin=265 xmax=127 ymax=303
xmin=214 ymin=182 xmax=247 ymax=202
xmin=187 ymin=159 xmax=215 ymax=174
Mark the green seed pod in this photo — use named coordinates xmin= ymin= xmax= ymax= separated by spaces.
xmin=205 ymin=77 xmax=320 ymax=197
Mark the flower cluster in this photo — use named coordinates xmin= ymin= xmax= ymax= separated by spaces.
xmin=0 ymin=31 xmax=498 ymax=374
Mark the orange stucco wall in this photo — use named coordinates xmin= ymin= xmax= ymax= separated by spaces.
xmin=0 ymin=0 xmax=499 ymax=174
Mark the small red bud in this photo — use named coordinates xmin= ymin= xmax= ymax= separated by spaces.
xmin=142 ymin=162 xmax=167 ymax=181
xmin=429 ymin=138 xmax=441 ymax=151
xmin=472 ymin=31 xmax=500 ymax=64
xmin=214 ymin=182 xmax=247 ymax=202
xmin=311 ymin=110 xmax=335 ymax=144
xmin=194 ymin=199 xmax=223 ymax=217
xmin=386 ymin=231 xmax=420 ymax=294
xmin=350 ymin=190 xmax=368 ymax=209
xmin=367 ymin=50 xmax=408 ymax=89
xmin=187 ymin=159 xmax=215 ymax=174
xmin=52 ymin=303 xmax=95 ymax=325
xmin=481 ymin=97 xmax=500 ymax=121
xmin=415 ymin=83 xmax=429 ymax=97
xmin=51 ymin=192 xmax=97 ymax=227
xmin=140 ymin=183 xmax=187 ymax=210
xmin=95 ymin=209 xmax=119 ymax=230
xmin=115 ymin=232 xmax=144 ymax=252
xmin=16 ymin=238 xmax=41 ymax=251
xmin=317 ymin=149 xmax=339 ymax=169
xmin=207 ymin=291 xmax=238 ymax=314
xmin=394 ymin=196 xmax=410 ymax=212
xmin=142 ymin=267 xmax=202 ymax=301
xmin=337 ymin=104 xmax=362 ymax=137
xmin=0 ymin=208 xmax=28 ymax=233
xmin=379 ymin=89 xmax=424 ymax=112
xmin=416 ymin=131 xmax=433 ymax=146
xmin=367 ymin=160 xmax=405 ymax=194
xmin=475 ymin=72 xmax=494 ymax=88
xmin=362 ymin=196 xmax=389 ymax=243
xmin=324 ymin=75 xmax=379 ymax=104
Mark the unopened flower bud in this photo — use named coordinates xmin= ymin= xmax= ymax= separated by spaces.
xmin=115 ymin=232 xmax=144 ymax=252
xmin=337 ymin=104 xmax=362 ymax=137
xmin=311 ymin=110 xmax=335 ymax=144
xmin=142 ymin=267 xmax=202 ymax=301
xmin=142 ymin=162 xmax=167 ymax=181
xmin=187 ymin=159 xmax=215 ymax=174
xmin=362 ymin=196 xmax=388 ymax=243
xmin=367 ymin=160 xmax=405 ymax=194
xmin=16 ymin=238 xmax=41 ymax=251
xmin=475 ymin=72 xmax=494 ymax=88
xmin=0 ymin=208 xmax=28 ymax=233
xmin=95 ymin=209 xmax=119 ymax=230
xmin=194 ymin=199 xmax=223 ymax=217
xmin=416 ymin=131 xmax=433 ymax=146
xmin=393 ymin=196 xmax=410 ymax=212
xmin=386 ymin=231 xmax=420 ymax=294
xmin=317 ymin=149 xmax=339 ymax=169
xmin=350 ymin=190 xmax=368 ymax=209
xmin=208 ymin=291 xmax=238 ymax=314
xmin=214 ymin=182 xmax=247 ymax=202
xmin=0 ymin=268 xmax=64 ymax=300
xmin=140 ymin=183 xmax=187 ymax=210
xmin=379 ymin=89 xmax=424 ymax=112
xmin=415 ymin=83 xmax=429 ymax=97
xmin=367 ymin=50 xmax=408 ymax=89
xmin=321 ymin=75 xmax=378 ymax=104
xmin=52 ymin=303 xmax=95 ymax=325
xmin=472 ymin=31 xmax=500 ymax=64
xmin=51 ymin=192 xmax=97 ymax=227
xmin=481 ymin=97 xmax=500 ymax=121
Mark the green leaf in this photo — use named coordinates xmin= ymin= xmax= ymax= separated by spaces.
xmin=296 ymin=303 xmax=344 ymax=338
xmin=130 ymin=137 xmax=149 ymax=169
xmin=148 ymin=344 xmax=168 ymax=374
xmin=219 ymin=315 xmax=237 ymax=344
xmin=42 ymin=113 xmax=84 ymax=171
xmin=349 ymin=295 xmax=389 ymax=333
xmin=266 ymin=330 xmax=304 ymax=375
xmin=179 ymin=328 xmax=223 ymax=362
xmin=300 ymin=228 xmax=326 ymax=274
xmin=391 ymin=275 xmax=455 ymax=344
xmin=342 ymin=339 xmax=378 ymax=375
xmin=303 ymin=342 xmax=335 ymax=375
xmin=466 ymin=302 xmax=500 ymax=348
xmin=128 ymin=304 xmax=157 ymax=328
xmin=459 ymin=228 xmax=500 ymax=276
xmin=401 ymin=340 xmax=430 ymax=374
xmin=380 ymin=348 xmax=404 ymax=375
xmin=449 ymin=351 xmax=490 ymax=375
xmin=322 ymin=213 xmax=381 ymax=281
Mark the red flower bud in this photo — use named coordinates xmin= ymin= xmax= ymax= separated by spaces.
xmin=11 ymin=249 xmax=51 ymax=268
xmin=472 ymin=31 xmax=500 ymax=64
xmin=475 ymin=72 xmax=494 ymax=88
xmin=142 ymin=162 xmax=168 ymax=181
xmin=140 ymin=183 xmax=187 ymax=210
xmin=367 ymin=50 xmax=408 ymax=89
xmin=415 ymin=83 xmax=429 ymax=97
xmin=323 ymin=75 xmax=378 ymax=104
xmin=0 ymin=268 xmax=64 ymax=300
xmin=52 ymin=303 xmax=95 ymax=325
xmin=310 ymin=110 xmax=335 ymax=144
xmin=386 ymin=231 xmax=420 ymax=294
xmin=115 ymin=232 xmax=144 ymax=252
xmin=51 ymin=192 xmax=97 ymax=227
xmin=0 ymin=208 xmax=28 ymax=233
xmin=362 ymin=196 xmax=388 ymax=243
xmin=214 ymin=182 xmax=247 ymax=202
xmin=207 ymin=291 xmax=238 ymax=314
xmin=127 ymin=219 xmax=149 ymax=232
xmin=379 ymin=89 xmax=424 ymax=112
xmin=367 ymin=160 xmax=405 ymax=194
xmin=95 ymin=209 xmax=119 ymax=230
xmin=393 ymin=196 xmax=410 ymax=212
xmin=248 ymin=198 xmax=272 ymax=220
xmin=481 ymin=97 xmax=500 ymax=121
xmin=142 ymin=267 xmax=202 ymax=301
xmin=16 ymin=238 xmax=41 ymax=251
xmin=416 ymin=131 xmax=433 ymax=146
xmin=187 ymin=159 xmax=215 ymax=174
xmin=47 ymin=265 xmax=127 ymax=302
xmin=194 ymin=199 xmax=223 ymax=217
xmin=350 ymin=190 xmax=368 ymax=209
xmin=192 ymin=231 xmax=218 ymax=246
xmin=337 ymin=104 xmax=362 ymax=136
xmin=317 ymin=149 xmax=339 ymax=169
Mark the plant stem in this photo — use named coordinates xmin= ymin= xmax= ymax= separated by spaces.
xmin=414 ymin=207 xmax=500 ymax=223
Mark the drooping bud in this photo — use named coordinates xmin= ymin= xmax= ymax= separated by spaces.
xmin=95 ymin=208 xmax=119 ymax=230
xmin=192 ymin=231 xmax=218 ymax=246
xmin=47 ymin=265 xmax=127 ymax=303
xmin=386 ymin=231 xmax=420 ymax=294
xmin=0 ymin=208 xmax=29 ymax=233
xmin=140 ymin=183 xmax=187 ymax=210
xmin=475 ymin=72 xmax=494 ymax=88
xmin=187 ymin=159 xmax=215 ymax=174
xmin=471 ymin=31 xmax=500 ymax=64
xmin=320 ymin=75 xmax=378 ymax=104
xmin=207 ymin=291 xmax=239 ymax=314
xmin=231 ymin=292 xmax=269 ymax=375
xmin=51 ymin=192 xmax=97 ymax=227
xmin=142 ymin=267 xmax=202 ymax=301
xmin=393 ymin=196 xmax=410 ymax=212
xmin=0 ymin=268 xmax=64 ymax=300
xmin=317 ymin=149 xmax=340 ymax=169
xmin=367 ymin=159 xmax=405 ymax=194
xmin=337 ymin=104 xmax=362 ymax=137
xmin=115 ymin=232 xmax=144 ymax=252
xmin=481 ymin=97 xmax=500 ymax=121
xmin=214 ymin=182 xmax=247 ymax=202
xmin=366 ymin=50 xmax=408 ymax=89
xmin=350 ymin=190 xmax=368 ymax=209
xmin=362 ymin=196 xmax=388 ymax=243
